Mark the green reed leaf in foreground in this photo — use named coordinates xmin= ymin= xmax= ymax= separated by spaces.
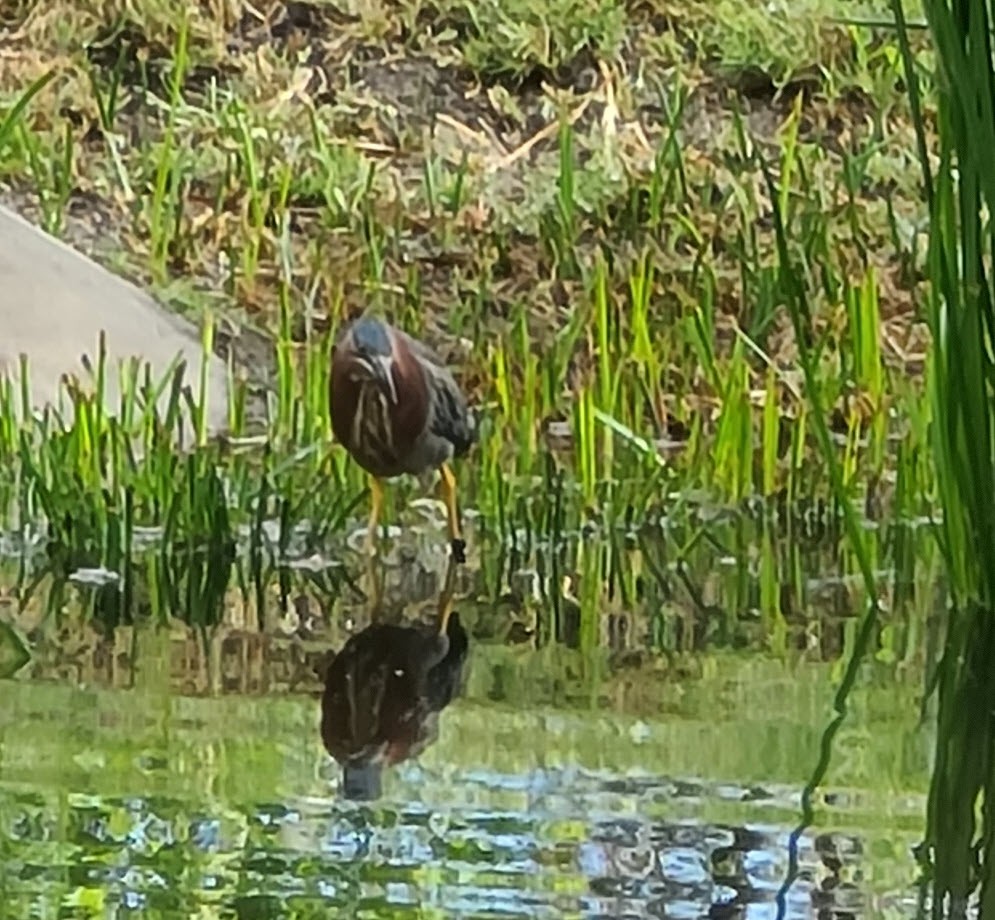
xmin=891 ymin=0 xmax=995 ymax=914
xmin=759 ymin=94 xmax=884 ymax=918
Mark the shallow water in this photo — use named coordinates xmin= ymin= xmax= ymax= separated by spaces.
xmin=0 ymin=524 xmax=934 ymax=919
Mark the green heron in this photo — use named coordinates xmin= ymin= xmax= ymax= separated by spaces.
xmin=318 ymin=564 xmax=468 ymax=800
xmin=329 ymin=317 xmax=476 ymax=562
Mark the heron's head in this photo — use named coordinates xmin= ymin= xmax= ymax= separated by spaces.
xmin=346 ymin=319 xmax=399 ymax=405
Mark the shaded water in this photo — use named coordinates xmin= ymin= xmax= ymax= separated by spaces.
xmin=0 ymin=517 xmax=936 ymax=919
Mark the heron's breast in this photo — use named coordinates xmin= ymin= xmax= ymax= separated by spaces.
xmin=345 ymin=384 xmax=396 ymax=470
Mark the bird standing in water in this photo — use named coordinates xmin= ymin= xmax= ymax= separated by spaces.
xmin=329 ymin=317 xmax=476 ymax=562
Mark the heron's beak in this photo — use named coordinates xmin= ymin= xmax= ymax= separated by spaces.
xmin=356 ymin=355 xmax=397 ymax=406
xmin=369 ymin=354 xmax=398 ymax=405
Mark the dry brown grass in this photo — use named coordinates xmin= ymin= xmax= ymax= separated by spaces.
xmin=0 ymin=0 xmax=930 ymax=408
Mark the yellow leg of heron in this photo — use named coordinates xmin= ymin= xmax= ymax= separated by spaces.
xmin=437 ymin=463 xmax=466 ymax=564
xmin=365 ymin=476 xmax=385 ymax=555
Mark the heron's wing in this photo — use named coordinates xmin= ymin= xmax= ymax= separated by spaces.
xmin=395 ymin=329 xmax=477 ymax=456
xmin=424 ymin=362 xmax=477 ymax=457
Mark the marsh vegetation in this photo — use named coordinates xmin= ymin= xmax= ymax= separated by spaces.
xmin=0 ymin=0 xmax=990 ymax=916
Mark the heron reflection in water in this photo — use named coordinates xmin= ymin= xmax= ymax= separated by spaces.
xmin=317 ymin=559 xmax=468 ymax=800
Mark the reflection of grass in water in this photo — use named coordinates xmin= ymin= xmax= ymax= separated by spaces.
xmin=0 ymin=652 xmax=928 ymax=918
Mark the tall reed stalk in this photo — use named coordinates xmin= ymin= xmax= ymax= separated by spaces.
xmin=893 ymin=0 xmax=995 ymax=914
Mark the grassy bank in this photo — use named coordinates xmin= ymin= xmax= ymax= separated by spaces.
xmin=0 ymin=0 xmax=939 ymax=556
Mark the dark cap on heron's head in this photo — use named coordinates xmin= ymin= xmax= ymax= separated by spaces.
xmin=349 ymin=318 xmax=392 ymax=357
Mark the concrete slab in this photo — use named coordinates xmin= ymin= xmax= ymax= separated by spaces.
xmin=0 ymin=204 xmax=230 ymax=435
